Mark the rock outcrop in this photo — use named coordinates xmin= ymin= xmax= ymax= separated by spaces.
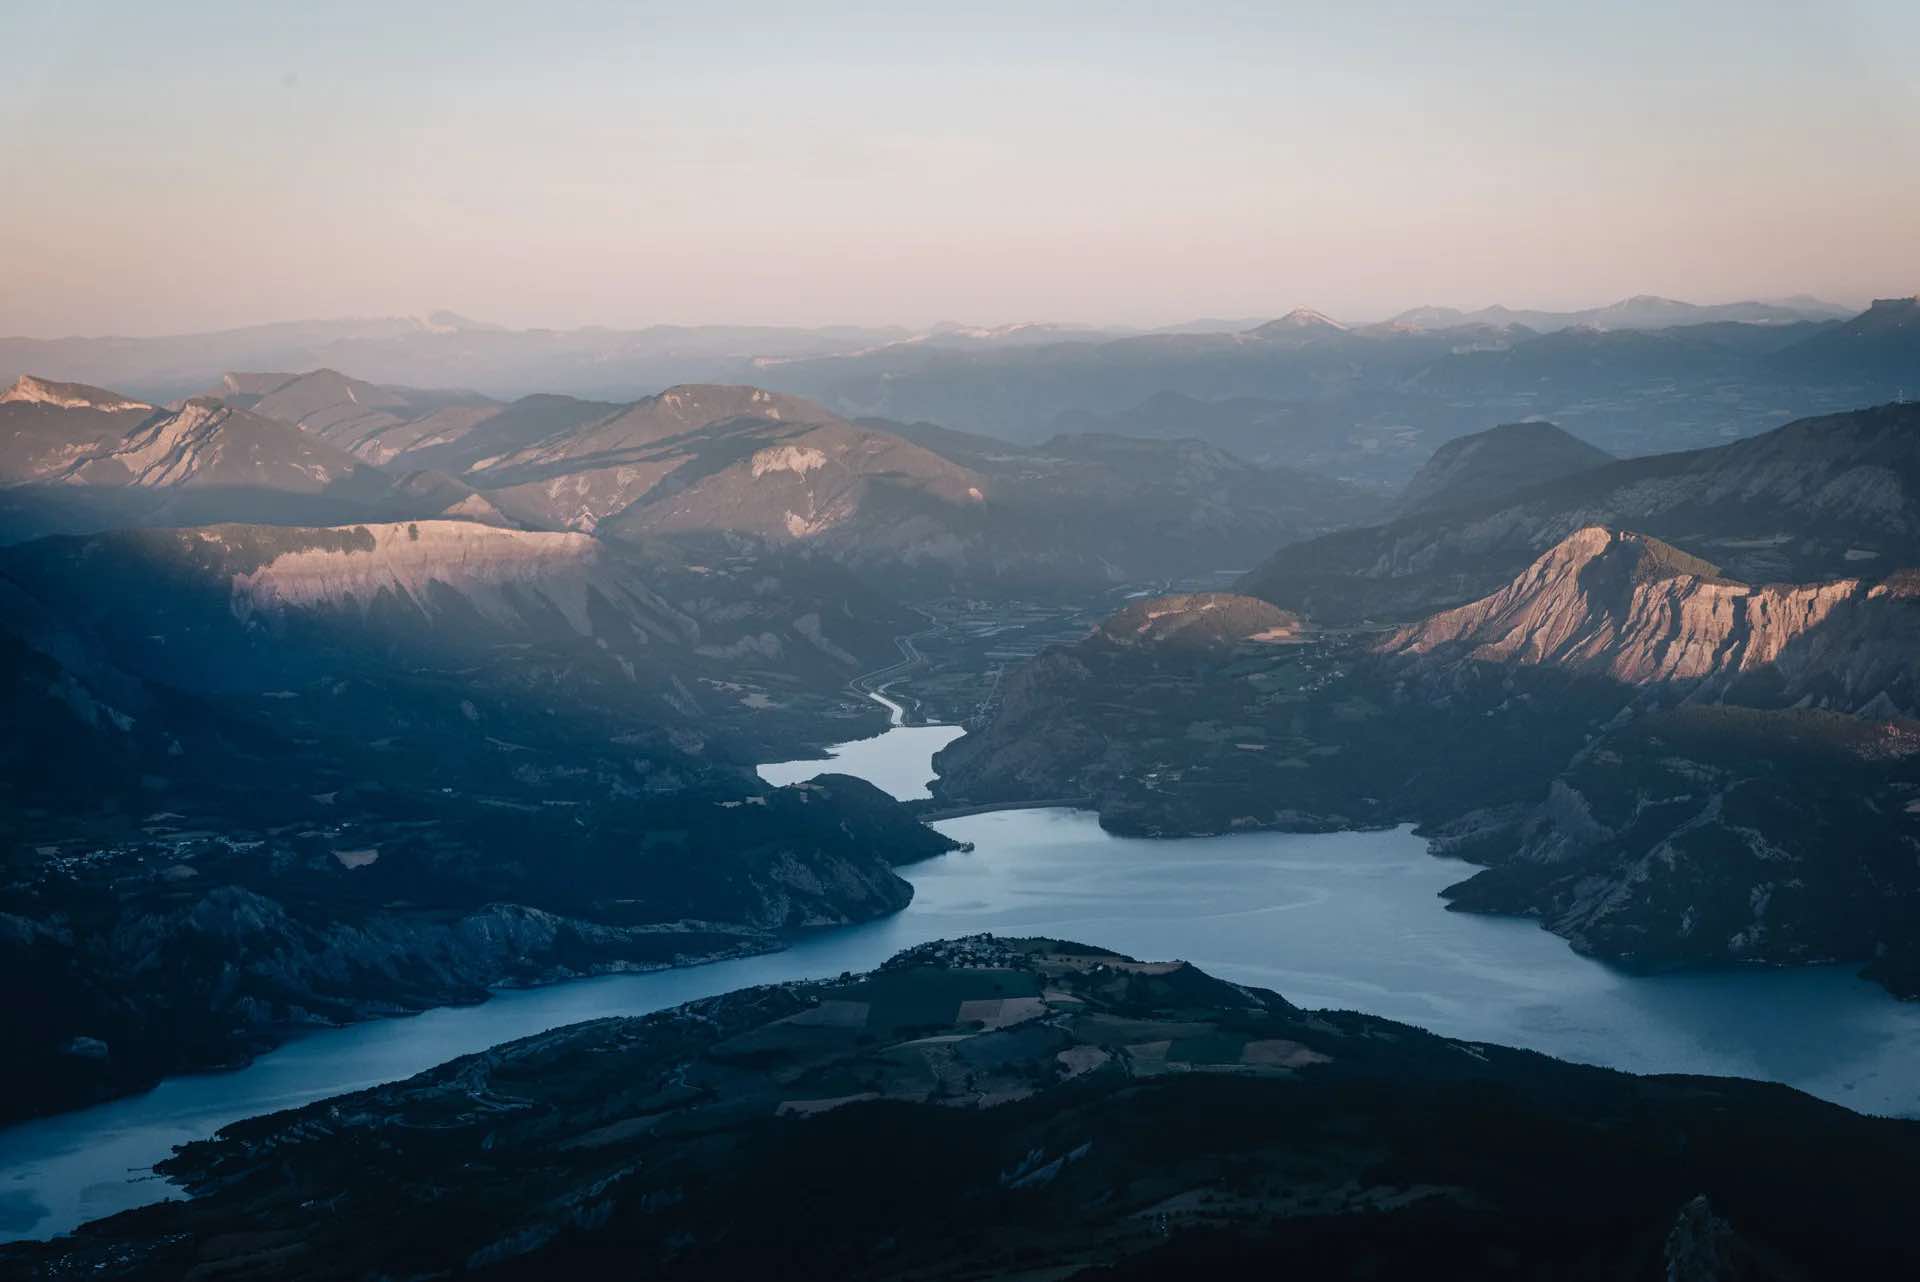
xmin=935 ymin=527 xmax=1920 ymax=990
xmin=0 ymin=374 xmax=151 ymax=413
xmin=1242 ymin=401 xmax=1920 ymax=625
xmin=1381 ymin=527 xmax=1920 ymax=713
xmin=221 ymin=519 xmax=694 ymax=641
xmin=0 ymin=381 xmax=411 ymax=540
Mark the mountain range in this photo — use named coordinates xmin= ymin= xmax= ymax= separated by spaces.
xmin=1383 ymin=293 xmax=1854 ymax=333
xmin=932 ymin=401 xmax=1920 ymax=997
xmin=750 ymin=298 xmax=1916 ymax=477
xmin=1 ymin=295 xmax=1850 ymax=401
xmin=5 ymin=297 xmax=1900 ymax=494
xmin=1241 ymin=399 xmax=1920 ymax=625
xmin=5 ymin=288 xmax=1920 ymax=1267
xmin=0 ymin=375 xmax=458 ymax=541
xmin=2 ymin=370 xmax=1369 ymax=591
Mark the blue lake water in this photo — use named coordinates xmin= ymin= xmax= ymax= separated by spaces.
xmin=4 ymin=721 xmax=1918 ymax=1241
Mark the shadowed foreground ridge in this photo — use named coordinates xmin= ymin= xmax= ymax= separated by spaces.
xmin=8 ymin=935 xmax=1917 ymax=1280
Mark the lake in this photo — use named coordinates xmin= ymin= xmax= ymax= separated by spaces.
xmin=755 ymin=687 xmax=963 ymax=800
xmin=4 ymin=712 xmax=1920 ymax=1241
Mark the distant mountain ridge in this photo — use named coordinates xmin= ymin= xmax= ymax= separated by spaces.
xmin=1386 ymin=293 xmax=1854 ymax=332
xmin=0 ymin=317 xmax=917 ymax=403
xmin=1772 ymin=295 xmax=1920 ymax=385
xmin=7 ymin=297 xmax=1907 ymax=501
xmin=1241 ymin=400 xmax=1920 ymax=625
xmin=217 ymin=368 xmax=501 ymax=466
xmin=1244 ymin=307 xmax=1350 ymax=340
xmin=0 ymin=292 xmax=1864 ymax=403
xmin=747 ymin=297 xmax=1904 ymax=471
xmin=1392 ymin=420 xmax=1613 ymax=517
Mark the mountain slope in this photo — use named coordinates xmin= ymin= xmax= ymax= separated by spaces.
xmin=218 ymin=368 xmax=501 ymax=466
xmin=398 ymin=391 xmax=626 ymax=475
xmin=0 ymin=378 xmax=411 ymax=540
xmin=1241 ymin=401 xmax=1920 ymax=625
xmin=443 ymin=384 xmax=1363 ymax=589
xmin=0 ymin=518 xmax=914 ymax=739
xmin=0 ymin=316 xmax=911 ymax=403
xmin=1098 ymin=592 xmax=1302 ymax=648
xmin=861 ymin=421 xmax=1378 ymax=583
xmin=0 ymin=519 xmax=947 ymax=1122
xmin=1393 ymin=421 xmax=1612 ymax=517
xmin=933 ymin=528 xmax=1920 ymax=991
xmin=0 ymin=375 xmax=158 ymax=480
xmin=596 ymin=412 xmax=985 ymax=549
xmin=458 ymin=385 xmax=981 ymax=542
xmin=1389 ymin=294 xmax=1852 ymax=333
xmin=1772 ymin=294 xmax=1920 ymax=387
xmin=1244 ymin=307 xmax=1351 ymax=341
xmin=1442 ymin=704 xmax=1920 ymax=990
xmin=1381 ymin=527 xmax=1920 ymax=711
xmin=13 ymin=936 xmax=1918 ymax=1280
xmin=753 ymin=300 xmax=1886 ymax=466
xmin=1048 ymin=390 xmax=1413 ymax=477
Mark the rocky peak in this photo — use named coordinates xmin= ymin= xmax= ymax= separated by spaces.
xmin=1 ymin=374 xmax=152 ymax=413
xmin=66 ymin=400 xmax=230 ymax=487
xmin=1378 ymin=527 xmax=1882 ymax=689
xmin=1247 ymin=308 xmax=1347 ymax=338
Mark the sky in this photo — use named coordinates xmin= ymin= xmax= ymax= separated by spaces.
xmin=3 ymin=0 xmax=1918 ymax=337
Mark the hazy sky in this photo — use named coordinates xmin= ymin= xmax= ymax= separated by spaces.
xmin=4 ymin=1 xmax=1918 ymax=336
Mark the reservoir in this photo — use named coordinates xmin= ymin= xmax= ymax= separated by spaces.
xmin=5 ymin=712 xmax=1920 ymax=1241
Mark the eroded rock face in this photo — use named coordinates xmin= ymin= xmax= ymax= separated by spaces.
xmin=0 ymin=376 xmax=169 ymax=483
xmin=0 ymin=381 xmax=410 ymax=541
xmin=1242 ymin=401 xmax=1920 ymax=626
xmin=0 ymin=374 xmax=151 ymax=413
xmin=47 ymin=397 xmax=390 ymax=498
xmin=224 ymin=519 xmax=693 ymax=641
xmin=1380 ymin=527 xmax=1919 ymax=712
xmin=936 ymin=526 xmax=1920 ymax=990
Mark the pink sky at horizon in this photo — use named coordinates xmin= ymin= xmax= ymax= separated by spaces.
xmin=3 ymin=1 xmax=1917 ymax=338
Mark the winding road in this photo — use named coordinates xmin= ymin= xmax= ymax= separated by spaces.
xmin=848 ymin=626 xmax=943 ymax=727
